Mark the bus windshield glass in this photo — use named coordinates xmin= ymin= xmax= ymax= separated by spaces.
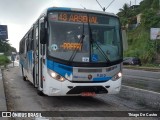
xmin=48 ymin=12 xmax=122 ymax=63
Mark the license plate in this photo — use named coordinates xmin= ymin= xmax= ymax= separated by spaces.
xmin=81 ymin=92 xmax=96 ymax=96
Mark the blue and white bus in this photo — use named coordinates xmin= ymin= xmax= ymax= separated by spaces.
xmin=19 ymin=7 xmax=126 ymax=96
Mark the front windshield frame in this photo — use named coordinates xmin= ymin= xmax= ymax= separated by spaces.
xmin=46 ymin=11 xmax=123 ymax=67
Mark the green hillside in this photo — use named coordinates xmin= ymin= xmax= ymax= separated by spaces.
xmin=117 ymin=0 xmax=160 ymax=64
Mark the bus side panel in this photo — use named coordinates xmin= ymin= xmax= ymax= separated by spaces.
xmin=19 ymin=53 xmax=28 ymax=77
xmin=26 ymin=50 xmax=34 ymax=83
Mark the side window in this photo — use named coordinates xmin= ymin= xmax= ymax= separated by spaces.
xmin=19 ymin=41 xmax=23 ymax=54
xmin=28 ymin=32 xmax=32 ymax=51
xmin=25 ymin=34 xmax=29 ymax=52
xmin=20 ymin=38 xmax=25 ymax=54
xmin=31 ymin=29 xmax=34 ymax=50
xmin=28 ymin=29 xmax=34 ymax=51
xmin=36 ymin=27 xmax=38 ymax=40
xmin=33 ymin=24 xmax=38 ymax=53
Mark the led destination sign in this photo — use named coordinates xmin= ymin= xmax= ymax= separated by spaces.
xmin=49 ymin=12 xmax=109 ymax=24
xmin=58 ymin=13 xmax=98 ymax=23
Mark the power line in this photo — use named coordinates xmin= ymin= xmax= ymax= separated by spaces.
xmin=80 ymin=4 xmax=86 ymax=9
xmin=105 ymin=0 xmax=115 ymax=10
xmin=96 ymin=0 xmax=105 ymax=11
xmin=96 ymin=0 xmax=115 ymax=12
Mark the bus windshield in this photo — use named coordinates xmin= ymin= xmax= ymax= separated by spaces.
xmin=48 ymin=12 xmax=122 ymax=63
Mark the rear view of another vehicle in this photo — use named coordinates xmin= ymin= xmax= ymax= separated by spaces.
xmin=123 ymin=57 xmax=141 ymax=66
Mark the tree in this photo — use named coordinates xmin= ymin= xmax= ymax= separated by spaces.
xmin=140 ymin=0 xmax=152 ymax=10
xmin=119 ymin=3 xmax=131 ymax=18
xmin=141 ymin=9 xmax=160 ymax=29
xmin=117 ymin=3 xmax=136 ymax=26
xmin=151 ymin=0 xmax=159 ymax=10
xmin=0 ymin=39 xmax=17 ymax=55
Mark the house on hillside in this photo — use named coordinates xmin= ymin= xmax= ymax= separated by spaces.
xmin=127 ymin=13 xmax=142 ymax=30
xmin=130 ymin=5 xmax=139 ymax=10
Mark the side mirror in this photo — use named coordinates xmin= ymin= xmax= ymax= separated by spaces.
xmin=122 ymin=29 xmax=128 ymax=51
xmin=40 ymin=22 xmax=47 ymax=44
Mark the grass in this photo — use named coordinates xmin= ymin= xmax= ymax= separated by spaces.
xmin=0 ymin=55 xmax=11 ymax=66
xmin=124 ymin=26 xmax=158 ymax=64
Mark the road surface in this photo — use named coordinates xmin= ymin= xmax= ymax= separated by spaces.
xmin=2 ymin=67 xmax=159 ymax=120
xmin=122 ymin=69 xmax=160 ymax=92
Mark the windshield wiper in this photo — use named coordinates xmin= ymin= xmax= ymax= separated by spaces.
xmin=87 ymin=15 xmax=110 ymax=63
xmin=69 ymin=23 xmax=85 ymax=61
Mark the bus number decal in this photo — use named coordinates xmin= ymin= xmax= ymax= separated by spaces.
xmin=97 ymin=74 xmax=106 ymax=77
xmin=60 ymin=42 xmax=82 ymax=50
xmin=82 ymin=57 xmax=89 ymax=62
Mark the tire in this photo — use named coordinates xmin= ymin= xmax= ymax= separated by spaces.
xmin=33 ymin=67 xmax=36 ymax=88
xmin=23 ymin=76 xmax=27 ymax=81
xmin=21 ymin=66 xmax=27 ymax=81
xmin=37 ymin=90 xmax=45 ymax=96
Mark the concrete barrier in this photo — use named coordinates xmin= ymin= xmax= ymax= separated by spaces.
xmin=0 ymin=69 xmax=7 ymax=111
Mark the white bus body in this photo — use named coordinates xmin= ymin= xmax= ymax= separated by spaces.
xmin=19 ymin=7 xmax=123 ymax=96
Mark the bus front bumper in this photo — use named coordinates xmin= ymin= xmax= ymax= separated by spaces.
xmin=43 ymin=78 xmax=122 ymax=96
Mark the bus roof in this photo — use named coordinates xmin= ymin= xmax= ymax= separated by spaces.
xmin=41 ymin=7 xmax=117 ymax=17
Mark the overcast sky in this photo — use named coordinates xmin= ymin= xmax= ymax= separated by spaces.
xmin=0 ymin=0 xmax=142 ymax=51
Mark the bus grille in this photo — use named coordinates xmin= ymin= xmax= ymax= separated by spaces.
xmin=67 ymin=86 xmax=108 ymax=94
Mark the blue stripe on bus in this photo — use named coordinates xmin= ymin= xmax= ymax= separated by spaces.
xmin=27 ymin=51 xmax=33 ymax=68
xmin=48 ymin=7 xmax=71 ymax=12
xmin=93 ymin=77 xmax=112 ymax=81
xmin=47 ymin=59 xmax=73 ymax=77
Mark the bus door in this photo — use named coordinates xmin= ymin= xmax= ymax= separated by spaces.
xmin=38 ymin=17 xmax=46 ymax=91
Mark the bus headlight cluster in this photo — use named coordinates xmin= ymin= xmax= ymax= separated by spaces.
xmin=111 ymin=72 xmax=122 ymax=81
xmin=48 ymin=69 xmax=65 ymax=82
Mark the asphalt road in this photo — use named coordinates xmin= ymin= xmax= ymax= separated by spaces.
xmin=122 ymin=69 xmax=160 ymax=92
xmin=2 ymin=67 xmax=159 ymax=120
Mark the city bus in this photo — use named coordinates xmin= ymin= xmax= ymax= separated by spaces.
xmin=19 ymin=7 xmax=126 ymax=96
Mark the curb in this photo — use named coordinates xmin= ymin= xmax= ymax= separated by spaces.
xmin=119 ymin=85 xmax=160 ymax=110
xmin=0 ymin=69 xmax=7 ymax=111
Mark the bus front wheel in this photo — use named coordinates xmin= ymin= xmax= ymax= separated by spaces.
xmin=37 ymin=90 xmax=45 ymax=96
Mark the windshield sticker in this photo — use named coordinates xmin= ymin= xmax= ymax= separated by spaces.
xmin=82 ymin=57 xmax=89 ymax=62
xmin=92 ymin=54 xmax=98 ymax=62
xmin=49 ymin=14 xmax=58 ymax=21
xmin=49 ymin=44 xmax=58 ymax=51
xmin=60 ymin=42 xmax=82 ymax=50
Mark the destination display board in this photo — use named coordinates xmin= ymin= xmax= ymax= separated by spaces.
xmin=0 ymin=25 xmax=8 ymax=40
xmin=49 ymin=12 xmax=109 ymax=24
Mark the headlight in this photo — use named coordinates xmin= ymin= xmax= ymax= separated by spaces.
xmin=48 ymin=69 xmax=65 ymax=82
xmin=111 ymin=72 xmax=122 ymax=81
